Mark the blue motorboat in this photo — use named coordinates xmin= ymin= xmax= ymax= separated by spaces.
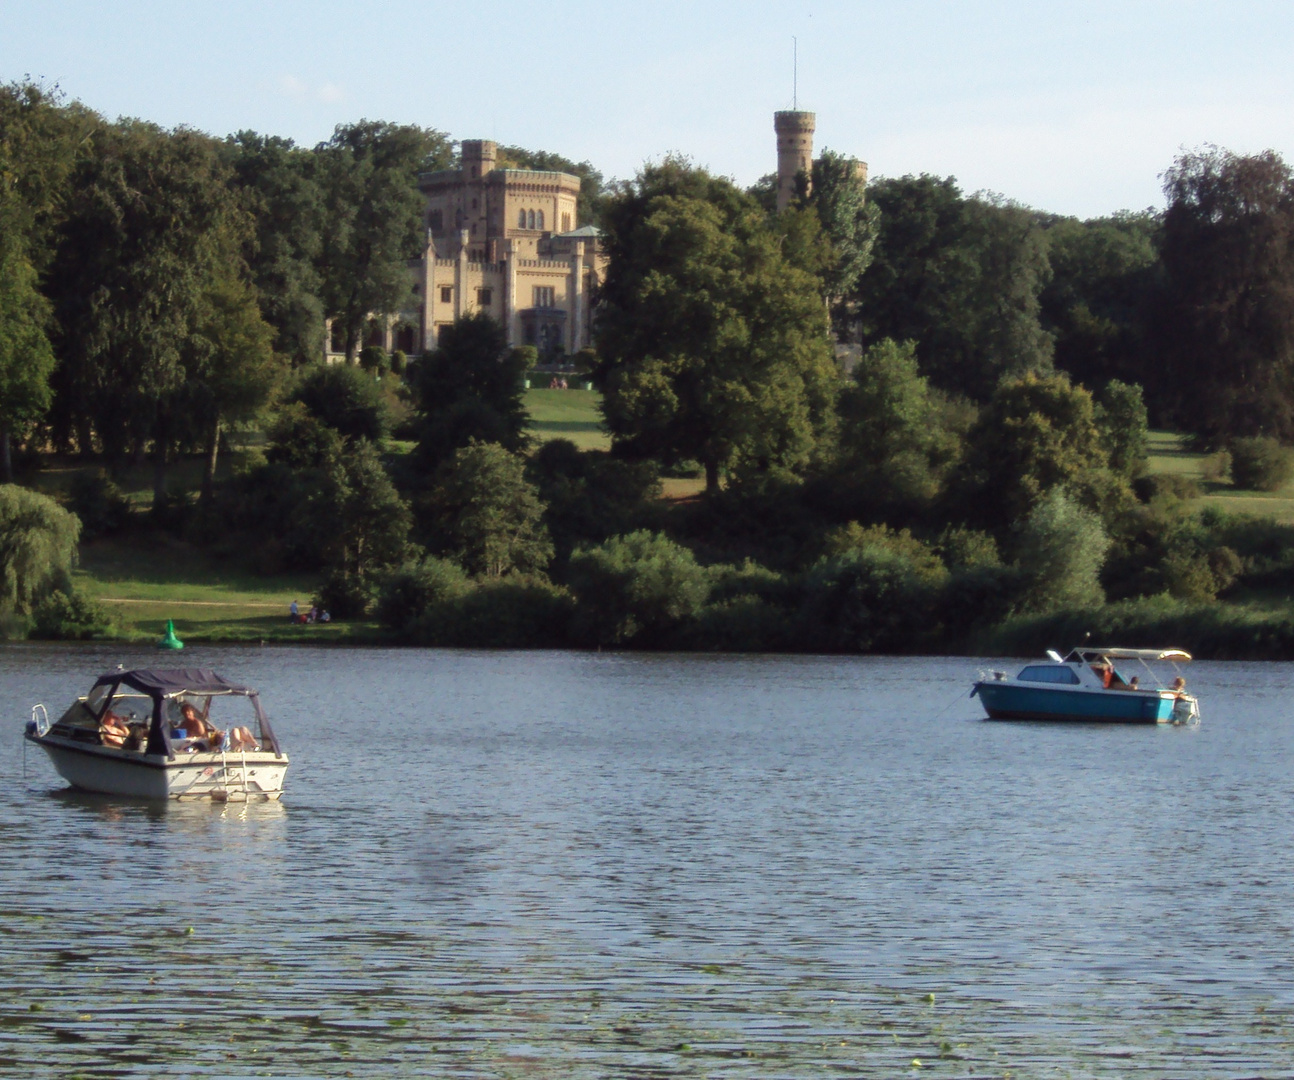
xmin=971 ymin=646 xmax=1200 ymax=724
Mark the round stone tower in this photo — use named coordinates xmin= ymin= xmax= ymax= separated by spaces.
xmin=774 ymin=110 xmax=815 ymax=211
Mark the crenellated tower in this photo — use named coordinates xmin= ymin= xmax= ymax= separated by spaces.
xmin=774 ymin=110 xmax=815 ymax=211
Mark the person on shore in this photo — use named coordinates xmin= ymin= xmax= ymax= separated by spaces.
xmin=289 ymin=599 xmax=299 ymax=623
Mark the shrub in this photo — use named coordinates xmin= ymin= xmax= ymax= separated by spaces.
xmin=288 ymin=362 xmax=388 ymax=442
xmin=1013 ymin=489 xmax=1110 ymax=612
xmin=426 ymin=577 xmax=574 ymax=648
xmin=375 ymin=557 xmax=470 ymax=635
xmin=1200 ymin=449 xmax=1232 ymax=483
xmin=315 ymin=570 xmax=375 ymax=619
xmin=359 ymin=344 xmax=390 ymax=376
xmin=1133 ymin=474 xmax=1202 ymax=503
xmin=1229 ymin=436 xmax=1294 ymax=491
xmin=567 ymin=530 xmax=710 ymax=646
xmin=68 ymin=471 xmax=131 ymax=539
xmin=389 ymin=349 xmax=408 ymax=376
xmin=799 ymin=546 xmax=944 ymax=652
xmin=31 ymin=590 xmax=113 ymax=640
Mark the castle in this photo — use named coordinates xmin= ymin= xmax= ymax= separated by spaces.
xmin=326 ymin=114 xmax=862 ymax=360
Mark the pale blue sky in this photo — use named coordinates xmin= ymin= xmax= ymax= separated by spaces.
xmin=4 ymin=0 xmax=1293 ymax=218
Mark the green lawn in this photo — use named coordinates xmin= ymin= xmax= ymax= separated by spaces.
xmin=524 ymin=387 xmax=609 ymax=451
xmin=74 ymin=537 xmax=380 ymax=643
xmin=1144 ymin=430 xmax=1294 ymax=522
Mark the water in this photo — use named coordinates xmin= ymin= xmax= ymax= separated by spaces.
xmin=2 ymin=644 xmax=1294 ymax=1078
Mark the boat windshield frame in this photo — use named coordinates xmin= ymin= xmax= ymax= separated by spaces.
xmin=1059 ymin=647 xmax=1192 ymax=693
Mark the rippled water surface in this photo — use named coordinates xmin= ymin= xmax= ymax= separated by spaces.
xmin=3 ymin=644 xmax=1294 ymax=1078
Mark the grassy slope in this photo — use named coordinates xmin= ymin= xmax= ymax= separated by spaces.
xmin=1144 ymin=430 xmax=1294 ymax=522
xmin=524 ymin=387 xmax=609 ymax=451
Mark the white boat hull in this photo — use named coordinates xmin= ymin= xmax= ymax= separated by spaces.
xmin=28 ymin=733 xmax=288 ymax=801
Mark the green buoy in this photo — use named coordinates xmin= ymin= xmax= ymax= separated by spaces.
xmin=157 ymin=619 xmax=184 ymax=650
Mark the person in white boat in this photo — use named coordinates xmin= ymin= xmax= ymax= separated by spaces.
xmin=99 ymin=710 xmax=132 ymax=748
xmin=174 ymin=702 xmax=257 ymax=752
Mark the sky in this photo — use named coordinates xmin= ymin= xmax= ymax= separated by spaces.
xmin=5 ymin=0 xmax=1294 ymax=219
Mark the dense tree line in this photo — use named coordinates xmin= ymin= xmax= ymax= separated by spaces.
xmin=4 ymin=78 xmax=1294 ymax=652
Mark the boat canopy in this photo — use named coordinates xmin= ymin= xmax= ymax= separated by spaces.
xmin=1071 ymin=648 xmax=1192 ymax=662
xmin=90 ymin=668 xmax=282 ymax=759
xmin=93 ymin=668 xmax=254 ymax=697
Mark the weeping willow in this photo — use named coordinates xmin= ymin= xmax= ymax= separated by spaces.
xmin=0 ymin=485 xmax=80 ymax=613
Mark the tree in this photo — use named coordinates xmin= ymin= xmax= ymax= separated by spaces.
xmin=405 ymin=313 xmax=530 ymax=469
xmin=46 ymin=119 xmax=239 ymax=504
xmin=420 ymin=441 xmax=552 ymax=577
xmin=287 ymin=363 xmax=388 ymax=442
xmin=1041 ymin=212 xmax=1159 ymax=391
xmin=222 ymin=131 xmax=327 ymax=365
xmin=0 ymin=83 xmax=84 ymax=479
xmin=318 ymin=121 xmax=452 ymax=361
xmin=858 ymin=176 xmax=1053 ymax=399
xmin=1095 ymin=379 xmax=1148 ymax=480
xmin=1013 ymin=489 xmax=1110 ymax=612
xmin=954 ymin=371 xmax=1122 ymax=529
xmin=806 ymin=149 xmax=879 ymax=336
xmin=1155 ymin=147 xmax=1294 ymax=442
xmin=566 ymin=530 xmax=709 ymax=646
xmin=189 ymin=270 xmax=284 ymax=503
xmin=597 ymin=160 xmax=838 ymax=493
xmin=0 ymin=484 xmax=80 ymax=614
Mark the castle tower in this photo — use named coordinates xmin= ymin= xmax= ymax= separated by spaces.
xmin=460 ymin=139 xmax=498 ymax=180
xmin=774 ymin=110 xmax=815 ymax=211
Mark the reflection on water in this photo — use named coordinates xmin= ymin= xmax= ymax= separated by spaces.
xmin=2 ymin=643 xmax=1294 ymax=1076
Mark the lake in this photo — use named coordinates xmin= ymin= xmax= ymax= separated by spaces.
xmin=3 ymin=644 xmax=1293 ymax=1077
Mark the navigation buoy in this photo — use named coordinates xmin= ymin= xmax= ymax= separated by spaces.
xmin=157 ymin=619 xmax=184 ymax=650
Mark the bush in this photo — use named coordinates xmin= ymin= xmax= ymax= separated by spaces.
xmin=288 ymin=362 xmax=389 ymax=442
xmin=426 ymin=577 xmax=574 ymax=648
xmin=1229 ymin=436 xmax=1294 ymax=491
xmin=798 ymin=546 xmax=944 ymax=652
xmin=68 ymin=471 xmax=131 ymax=539
xmin=359 ymin=344 xmax=390 ymax=376
xmin=389 ymin=349 xmax=408 ymax=376
xmin=31 ymin=590 xmax=113 ymax=640
xmin=1200 ymin=449 xmax=1232 ymax=483
xmin=567 ymin=531 xmax=710 ymax=646
xmin=375 ymin=557 xmax=470 ymax=635
xmin=1133 ymin=474 xmax=1202 ymax=503
xmin=315 ymin=570 xmax=376 ymax=619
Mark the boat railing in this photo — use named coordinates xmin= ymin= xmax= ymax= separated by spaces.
xmin=30 ymin=704 xmax=49 ymax=737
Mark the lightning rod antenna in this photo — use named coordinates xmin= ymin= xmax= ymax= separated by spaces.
xmin=793 ymin=37 xmax=798 ymax=110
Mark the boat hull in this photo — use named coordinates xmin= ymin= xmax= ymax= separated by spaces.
xmin=26 ymin=733 xmax=287 ymax=800
xmin=973 ymin=682 xmax=1184 ymax=723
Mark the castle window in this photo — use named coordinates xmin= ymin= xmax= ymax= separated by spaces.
xmin=477 ymin=287 xmax=492 ymax=306
xmin=329 ymin=321 xmax=345 ymax=353
xmin=527 ymin=210 xmax=536 ymax=230
xmin=471 ymin=198 xmax=478 ymax=209
xmin=440 ymin=286 xmax=452 ymax=303
xmin=428 ymin=209 xmax=443 ymax=233
xmin=537 ymin=210 xmax=545 ymax=231
xmin=518 ymin=209 xmax=526 ymax=228
xmin=562 ymin=213 xmax=571 ymax=232
xmin=533 ymin=286 xmax=555 ymax=308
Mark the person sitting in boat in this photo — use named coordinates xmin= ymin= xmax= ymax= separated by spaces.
xmin=1093 ymin=661 xmax=1114 ymax=688
xmin=1128 ymin=676 xmax=1140 ymax=690
xmin=175 ymin=702 xmax=224 ymax=750
xmin=99 ymin=710 xmax=131 ymax=748
xmin=226 ymin=726 xmax=260 ymax=752
xmin=1172 ymin=676 xmax=1187 ymax=694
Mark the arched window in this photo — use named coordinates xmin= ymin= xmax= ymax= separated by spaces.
xmin=537 ymin=210 xmax=545 ymax=231
xmin=518 ymin=209 xmax=526 ymax=229
xmin=527 ymin=209 xmax=536 ymax=230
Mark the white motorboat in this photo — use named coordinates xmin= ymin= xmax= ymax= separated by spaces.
xmin=25 ymin=667 xmax=288 ymax=801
